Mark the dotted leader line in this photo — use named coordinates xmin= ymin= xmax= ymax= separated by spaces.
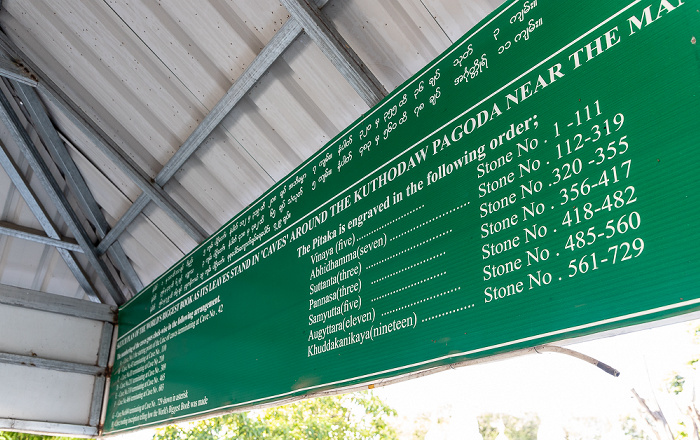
xmin=358 ymin=205 xmax=424 ymax=241
xmin=382 ymin=287 xmax=461 ymax=316
xmin=422 ymin=304 xmax=474 ymax=322
xmin=367 ymin=230 xmax=452 ymax=269
xmin=390 ymin=203 xmax=468 ymax=242
xmin=371 ymin=271 xmax=446 ymax=302
xmin=371 ymin=252 xmax=446 ymax=285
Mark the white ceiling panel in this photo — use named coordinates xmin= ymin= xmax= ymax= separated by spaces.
xmin=169 ymin=129 xmax=273 ymax=228
xmin=104 ymin=0 xmax=291 ymax=109
xmin=323 ymin=0 xmax=453 ymax=91
xmin=0 ymin=363 xmax=94 ymax=425
xmin=42 ymin=92 xmax=144 ymax=205
xmin=2 ymin=0 xmax=205 ymax=174
xmin=0 ymin=303 xmax=104 ymax=364
xmin=122 ymin=204 xmax=192 ymax=281
xmin=217 ymin=33 xmax=368 ymax=184
xmin=421 ymin=0 xmax=506 ymax=42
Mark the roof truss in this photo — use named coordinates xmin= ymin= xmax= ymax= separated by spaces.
xmin=0 ymin=137 xmax=103 ymax=302
xmin=0 ymin=0 xmax=386 ymax=303
xmin=0 ymin=85 xmax=126 ymax=304
xmin=14 ymin=83 xmax=143 ymax=294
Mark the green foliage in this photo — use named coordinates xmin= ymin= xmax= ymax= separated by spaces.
xmin=153 ymin=391 xmax=397 ymax=440
xmin=410 ymin=413 xmax=430 ymax=440
xmin=667 ymin=373 xmax=686 ymax=395
xmin=621 ymin=416 xmax=653 ymax=440
xmin=0 ymin=432 xmax=80 ymax=440
xmin=477 ymin=413 xmax=540 ymax=440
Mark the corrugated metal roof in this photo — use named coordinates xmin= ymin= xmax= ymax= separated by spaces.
xmin=0 ymin=0 xmax=503 ymax=302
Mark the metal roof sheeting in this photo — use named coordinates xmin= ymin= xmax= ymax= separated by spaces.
xmin=0 ymin=0 xmax=503 ymax=302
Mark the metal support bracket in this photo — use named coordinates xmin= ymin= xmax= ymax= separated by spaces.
xmin=0 ymin=89 xmax=126 ymax=304
xmin=0 ymin=31 xmax=207 ymax=245
xmin=0 ymin=351 xmax=106 ymax=376
xmin=0 ymin=142 xmax=103 ymax=303
xmin=280 ymin=0 xmax=387 ymax=107
xmin=14 ymin=82 xmax=143 ymax=295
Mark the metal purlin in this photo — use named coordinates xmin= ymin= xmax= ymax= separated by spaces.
xmin=0 ymin=88 xmax=126 ymax=305
xmin=14 ymin=82 xmax=144 ymax=296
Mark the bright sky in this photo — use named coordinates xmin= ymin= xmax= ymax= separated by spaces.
xmin=373 ymin=318 xmax=700 ymax=439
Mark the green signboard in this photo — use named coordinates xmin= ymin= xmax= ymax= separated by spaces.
xmin=104 ymin=0 xmax=700 ymax=433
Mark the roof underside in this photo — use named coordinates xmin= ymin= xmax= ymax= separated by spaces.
xmin=0 ymin=0 xmax=503 ymax=305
